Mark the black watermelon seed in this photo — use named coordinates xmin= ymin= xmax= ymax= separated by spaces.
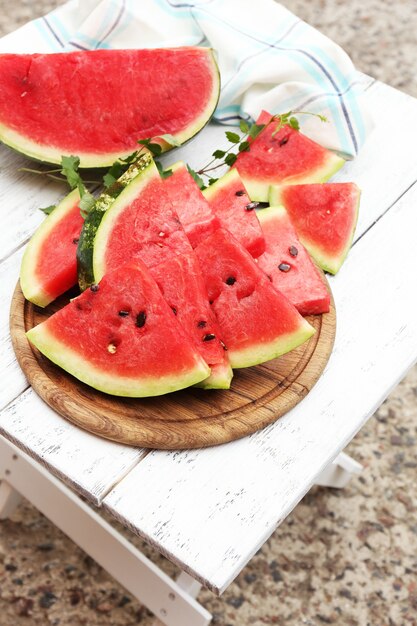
xmin=171 ymin=306 xmax=177 ymax=315
xmin=72 ymin=238 xmax=79 ymax=245
xmin=289 ymin=245 xmax=298 ymax=257
xmin=245 ymin=202 xmax=259 ymax=211
xmin=267 ymin=274 xmax=273 ymax=282
xmin=90 ymin=284 xmax=99 ymax=292
xmin=118 ymin=310 xmax=129 ymax=317
xmin=209 ymin=300 xmax=214 ymax=305
xmin=136 ymin=311 xmax=147 ymax=328
xmin=203 ymin=333 xmax=216 ymax=342
xmin=279 ymin=136 xmax=289 ymax=146
xmin=220 ymin=340 xmax=228 ymax=351
xmin=197 ymin=320 xmax=207 ymax=328
xmin=225 ymin=276 xmax=236 ymax=285
xmin=235 ymin=190 xmax=245 ymax=197
xmin=278 ymin=263 xmax=291 ymax=272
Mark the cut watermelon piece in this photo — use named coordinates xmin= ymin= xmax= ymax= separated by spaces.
xmin=151 ymin=252 xmax=232 ymax=389
xmin=20 ymin=189 xmax=83 ymax=307
xmin=162 ymin=162 xmax=220 ymax=247
xmin=257 ymin=206 xmax=330 ymax=315
xmin=270 ymin=183 xmax=361 ymax=274
xmin=203 ymin=169 xmax=265 ymax=257
xmin=93 ymin=156 xmax=192 ymax=283
xmin=26 ymin=262 xmax=210 ymax=397
xmin=77 ymin=155 xmax=151 ymax=291
xmin=0 ymin=48 xmax=220 ymax=167
xmin=234 ymin=110 xmax=345 ymax=202
xmin=194 ymin=229 xmax=315 ymax=368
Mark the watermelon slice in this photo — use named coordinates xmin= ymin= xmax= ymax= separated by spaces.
xmin=26 ymin=262 xmax=210 ymax=397
xmin=234 ymin=110 xmax=345 ymax=202
xmin=20 ymin=189 xmax=83 ymax=307
xmin=257 ymin=206 xmax=330 ymax=315
xmin=203 ymin=169 xmax=265 ymax=257
xmin=270 ymin=183 xmax=361 ymax=274
xmin=93 ymin=156 xmax=192 ymax=284
xmin=0 ymin=48 xmax=220 ymax=167
xmin=162 ymin=162 xmax=220 ymax=247
xmin=77 ymin=155 xmax=151 ymax=291
xmin=151 ymin=252 xmax=232 ymax=389
xmin=194 ymin=229 xmax=315 ymax=368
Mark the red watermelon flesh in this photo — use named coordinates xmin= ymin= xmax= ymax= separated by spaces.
xmin=162 ymin=162 xmax=220 ymax=247
xmin=270 ymin=183 xmax=361 ymax=274
xmin=93 ymin=157 xmax=193 ymax=283
xmin=257 ymin=206 xmax=330 ymax=315
xmin=26 ymin=261 xmax=210 ymax=397
xmin=0 ymin=49 xmax=220 ymax=167
xmin=151 ymin=252 xmax=232 ymax=389
xmin=194 ymin=228 xmax=315 ymax=368
xmin=203 ymin=169 xmax=265 ymax=258
xmin=234 ymin=110 xmax=345 ymax=202
xmin=20 ymin=189 xmax=83 ymax=307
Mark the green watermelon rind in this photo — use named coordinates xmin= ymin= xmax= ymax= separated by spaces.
xmin=92 ymin=157 xmax=158 ymax=284
xmin=202 ymin=167 xmax=241 ymax=202
xmin=196 ymin=361 xmax=233 ymax=390
xmin=229 ymin=319 xmax=315 ymax=369
xmin=26 ymin=323 xmax=210 ymax=397
xmin=245 ymin=151 xmax=345 ymax=202
xmin=20 ymin=188 xmax=81 ymax=307
xmin=270 ymin=185 xmax=361 ymax=275
xmin=0 ymin=49 xmax=220 ymax=168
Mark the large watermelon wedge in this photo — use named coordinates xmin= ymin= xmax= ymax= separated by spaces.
xmin=26 ymin=261 xmax=210 ymax=397
xmin=194 ymin=228 xmax=315 ymax=368
xmin=234 ymin=111 xmax=345 ymax=202
xmin=0 ymin=48 xmax=220 ymax=168
xmin=270 ymin=183 xmax=361 ymax=274
xmin=93 ymin=156 xmax=192 ymax=283
xmin=151 ymin=252 xmax=232 ymax=389
xmin=162 ymin=161 xmax=220 ymax=248
xmin=257 ymin=206 xmax=330 ymax=315
xmin=203 ymin=169 xmax=265 ymax=257
xmin=20 ymin=189 xmax=83 ymax=307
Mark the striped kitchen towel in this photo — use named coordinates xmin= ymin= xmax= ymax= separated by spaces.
xmin=0 ymin=0 xmax=373 ymax=158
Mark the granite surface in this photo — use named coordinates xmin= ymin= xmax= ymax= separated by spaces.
xmin=0 ymin=2 xmax=416 ymax=625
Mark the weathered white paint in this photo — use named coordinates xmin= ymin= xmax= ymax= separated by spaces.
xmin=0 ymin=389 xmax=146 ymax=505
xmin=104 ymin=180 xmax=417 ymax=594
xmin=0 ymin=437 xmax=211 ymax=626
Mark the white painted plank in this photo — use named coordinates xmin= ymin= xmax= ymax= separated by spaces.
xmin=0 ymin=388 xmax=145 ymax=505
xmin=0 ymin=147 xmax=65 ymax=262
xmin=104 ymin=180 xmax=417 ymax=594
xmin=0 ymin=248 xmax=28 ymax=409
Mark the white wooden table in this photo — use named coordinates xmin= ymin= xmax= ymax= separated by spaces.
xmin=1 ymin=73 xmax=417 ymax=626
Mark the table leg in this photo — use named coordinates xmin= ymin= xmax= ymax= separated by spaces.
xmin=315 ymin=452 xmax=363 ymax=488
xmin=0 ymin=480 xmax=22 ymax=519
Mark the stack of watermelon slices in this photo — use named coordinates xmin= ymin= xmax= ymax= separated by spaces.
xmin=18 ymin=102 xmax=361 ymax=398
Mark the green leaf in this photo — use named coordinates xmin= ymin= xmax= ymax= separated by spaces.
xmin=239 ymin=119 xmax=249 ymax=133
xmin=61 ymin=155 xmax=81 ymax=190
xmin=208 ymin=178 xmax=218 ymax=186
xmin=224 ymin=153 xmax=237 ymax=167
xmin=225 ymin=131 xmax=240 ymax=144
xmin=155 ymin=160 xmax=173 ymax=180
xmin=238 ymin=140 xmax=250 ymax=152
xmin=103 ymin=160 xmax=125 ymax=188
xmin=39 ymin=205 xmax=56 ymax=216
xmin=79 ymin=190 xmax=96 ymax=219
xmin=249 ymin=123 xmax=265 ymax=139
xmin=103 ymin=172 xmax=117 ymax=188
xmin=289 ymin=116 xmax=300 ymax=130
xmin=158 ymin=133 xmax=181 ymax=147
xmin=186 ymin=165 xmax=206 ymax=190
xmin=121 ymin=150 xmax=139 ymax=165
xmin=212 ymin=149 xmax=226 ymax=159
xmin=138 ymin=138 xmax=151 ymax=147
xmin=147 ymin=143 xmax=162 ymax=157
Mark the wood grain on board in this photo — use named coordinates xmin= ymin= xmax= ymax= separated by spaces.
xmin=10 ymin=283 xmax=335 ymax=450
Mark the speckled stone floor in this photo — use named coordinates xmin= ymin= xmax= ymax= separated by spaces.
xmin=0 ymin=2 xmax=416 ymax=626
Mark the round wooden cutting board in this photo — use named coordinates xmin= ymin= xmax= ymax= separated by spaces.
xmin=10 ymin=283 xmax=336 ymax=450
